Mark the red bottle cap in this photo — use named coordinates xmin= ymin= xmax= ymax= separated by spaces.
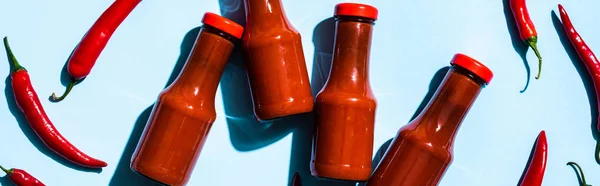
xmin=450 ymin=53 xmax=494 ymax=84
xmin=334 ymin=3 xmax=378 ymax=20
xmin=201 ymin=12 xmax=244 ymax=39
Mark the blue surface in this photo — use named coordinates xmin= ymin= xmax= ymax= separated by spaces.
xmin=1 ymin=0 xmax=600 ymax=185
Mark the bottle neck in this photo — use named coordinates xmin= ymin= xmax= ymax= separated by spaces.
xmin=412 ymin=66 xmax=485 ymax=147
xmin=244 ymin=0 xmax=289 ymax=28
xmin=169 ymin=26 xmax=236 ymax=100
xmin=325 ymin=17 xmax=375 ymax=93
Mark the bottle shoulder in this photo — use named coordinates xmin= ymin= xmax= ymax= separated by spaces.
xmin=396 ymin=127 xmax=452 ymax=162
xmin=242 ymin=28 xmax=301 ymax=46
xmin=398 ymin=123 xmax=452 ymax=159
xmin=157 ymin=88 xmax=217 ymax=120
xmin=316 ymin=91 xmax=376 ymax=107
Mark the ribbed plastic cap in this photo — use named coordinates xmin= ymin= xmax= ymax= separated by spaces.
xmin=450 ymin=53 xmax=494 ymax=84
xmin=334 ymin=3 xmax=378 ymax=20
xmin=201 ymin=12 xmax=244 ymax=39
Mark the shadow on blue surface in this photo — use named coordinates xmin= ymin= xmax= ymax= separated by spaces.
xmin=359 ymin=67 xmax=449 ymax=186
xmin=567 ymin=162 xmax=587 ymax=185
xmin=107 ymin=26 xmax=201 ymax=186
xmin=551 ymin=11 xmax=600 ymax=162
xmin=2 ymin=44 xmax=101 ymax=173
xmin=218 ymin=0 xmax=297 ymax=152
xmin=218 ymin=39 xmax=297 ymax=151
xmin=409 ymin=67 xmax=450 ymax=121
xmin=516 ymin=132 xmax=543 ymax=185
xmin=48 ymin=50 xmax=84 ymax=103
xmin=284 ymin=17 xmax=358 ymax=186
xmin=502 ymin=0 xmax=533 ymax=93
xmin=217 ymin=1 xmax=329 ymax=185
xmin=0 ymin=176 xmax=14 ymax=186
xmin=356 ymin=138 xmax=392 ymax=186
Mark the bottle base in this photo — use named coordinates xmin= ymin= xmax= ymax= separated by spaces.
xmin=310 ymin=162 xmax=371 ymax=181
xmin=130 ymin=163 xmax=188 ymax=186
xmin=254 ymin=98 xmax=314 ymax=121
xmin=130 ymin=168 xmax=170 ymax=186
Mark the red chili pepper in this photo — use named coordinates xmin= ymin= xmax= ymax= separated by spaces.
xmin=567 ymin=162 xmax=591 ymax=186
xmin=0 ymin=165 xmax=45 ymax=186
xmin=557 ymin=4 xmax=600 ymax=164
xmin=510 ymin=0 xmax=543 ymax=79
xmin=292 ymin=172 xmax=301 ymax=186
xmin=51 ymin=0 xmax=141 ymax=102
xmin=3 ymin=37 xmax=107 ymax=168
xmin=519 ymin=130 xmax=548 ymax=186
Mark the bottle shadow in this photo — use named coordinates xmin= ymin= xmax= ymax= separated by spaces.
xmin=218 ymin=2 xmax=344 ymax=185
xmin=107 ymin=26 xmax=202 ymax=186
xmin=551 ymin=11 xmax=600 ymax=161
xmin=218 ymin=0 xmax=297 ymax=152
xmin=0 ymin=176 xmax=14 ymax=186
xmin=219 ymin=43 xmax=297 ymax=151
xmin=408 ymin=67 xmax=450 ymax=122
xmin=502 ymin=0 xmax=532 ymax=93
xmin=219 ymin=0 xmax=246 ymax=26
xmin=358 ymin=67 xmax=449 ymax=186
xmin=2 ymin=47 xmax=101 ymax=173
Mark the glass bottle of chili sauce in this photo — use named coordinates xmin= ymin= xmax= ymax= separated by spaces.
xmin=366 ymin=54 xmax=493 ymax=186
xmin=310 ymin=2 xmax=378 ymax=181
xmin=130 ymin=12 xmax=243 ymax=186
xmin=242 ymin=0 xmax=314 ymax=121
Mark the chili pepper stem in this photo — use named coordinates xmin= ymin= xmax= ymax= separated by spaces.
xmin=3 ymin=37 xmax=26 ymax=73
xmin=567 ymin=162 xmax=591 ymax=186
xmin=51 ymin=80 xmax=75 ymax=102
xmin=0 ymin=165 xmax=12 ymax=175
xmin=525 ymin=36 xmax=543 ymax=79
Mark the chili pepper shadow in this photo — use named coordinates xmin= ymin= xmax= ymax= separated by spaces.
xmin=2 ymin=51 xmax=101 ymax=173
xmin=567 ymin=162 xmax=587 ymax=186
xmin=502 ymin=0 xmax=532 ymax=93
xmin=218 ymin=0 xmax=297 ymax=152
xmin=48 ymin=51 xmax=84 ymax=103
xmin=107 ymin=27 xmax=202 ymax=186
xmin=358 ymin=67 xmax=449 ymax=186
xmin=517 ymin=133 xmax=542 ymax=185
xmin=0 ymin=176 xmax=14 ymax=186
xmin=551 ymin=11 xmax=600 ymax=162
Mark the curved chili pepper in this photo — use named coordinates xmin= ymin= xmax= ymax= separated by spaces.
xmin=510 ymin=0 xmax=543 ymax=79
xmin=4 ymin=37 xmax=107 ymax=168
xmin=292 ymin=172 xmax=301 ymax=186
xmin=51 ymin=0 xmax=141 ymax=102
xmin=557 ymin=4 xmax=600 ymax=164
xmin=0 ymin=165 xmax=45 ymax=186
xmin=519 ymin=130 xmax=548 ymax=186
xmin=567 ymin=162 xmax=592 ymax=186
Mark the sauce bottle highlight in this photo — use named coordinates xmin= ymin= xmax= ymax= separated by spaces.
xmin=130 ymin=12 xmax=244 ymax=186
xmin=310 ymin=3 xmax=378 ymax=181
xmin=242 ymin=0 xmax=314 ymax=121
xmin=366 ymin=54 xmax=493 ymax=186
